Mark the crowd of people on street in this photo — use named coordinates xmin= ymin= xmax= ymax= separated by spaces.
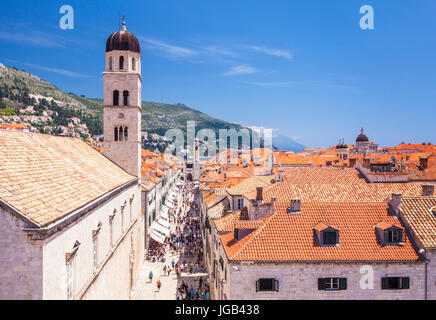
xmin=146 ymin=181 xmax=210 ymax=299
xmin=177 ymin=278 xmax=211 ymax=300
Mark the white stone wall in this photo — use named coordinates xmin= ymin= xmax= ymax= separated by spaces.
xmin=41 ymin=183 xmax=144 ymax=300
xmin=105 ymin=51 xmax=141 ymax=75
xmin=0 ymin=206 xmax=43 ymax=300
xmin=103 ymin=73 xmax=142 ymax=108
xmin=224 ymin=261 xmax=426 ymax=300
xmin=425 ymin=249 xmax=436 ymax=300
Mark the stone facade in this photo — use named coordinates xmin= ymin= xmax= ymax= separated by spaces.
xmin=0 ymin=206 xmax=43 ymax=300
xmin=222 ymin=261 xmax=425 ymax=300
xmin=103 ymin=49 xmax=142 ymax=178
xmin=0 ymin=182 xmax=144 ymax=300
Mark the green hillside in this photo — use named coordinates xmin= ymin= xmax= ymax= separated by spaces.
xmin=0 ymin=62 xmax=245 ymax=136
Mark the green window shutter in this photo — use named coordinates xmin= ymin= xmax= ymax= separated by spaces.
xmin=318 ymin=278 xmax=325 ymax=290
xmin=402 ymin=277 xmax=410 ymax=289
xmin=274 ymin=279 xmax=280 ymax=292
xmin=339 ymin=278 xmax=347 ymax=290
xmin=381 ymin=277 xmax=388 ymax=290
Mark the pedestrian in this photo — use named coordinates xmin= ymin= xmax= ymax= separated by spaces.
xmin=157 ymin=279 xmax=161 ymax=291
xmin=149 ymin=271 xmax=153 ymax=283
xmin=163 ymin=265 xmax=167 ymax=275
xmin=171 ymin=258 xmax=175 ymax=269
xmin=168 ymin=267 xmax=171 ymax=277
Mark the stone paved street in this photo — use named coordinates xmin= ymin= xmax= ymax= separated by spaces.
xmin=132 ymin=247 xmax=180 ymax=300
xmin=132 ymin=183 xmax=210 ymax=300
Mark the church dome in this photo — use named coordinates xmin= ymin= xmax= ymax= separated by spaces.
xmin=335 ymin=139 xmax=348 ymax=149
xmin=106 ymin=18 xmax=140 ymax=53
xmin=335 ymin=143 xmax=348 ymax=149
xmin=356 ymin=128 xmax=369 ymax=142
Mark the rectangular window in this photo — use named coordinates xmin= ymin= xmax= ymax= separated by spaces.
xmin=67 ymin=258 xmax=75 ymax=300
xmin=384 ymin=230 xmax=402 ymax=244
xmin=121 ymin=206 xmax=125 ymax=232
xmin=322 ymin=231 xmax=337 ymax=245
xmin=237 ymin=198 xmax=243 ymax=210
xmin=256 ymin=278 xmax=279 ymax=292
xmin=318 ymin=277 xmax=347 ymax=291
xmin=93 ymin=235 xmax=98 ymax=271
xmin=381 ymin=277 xmax=409 ymax=290
xmin=109 ymin=218 xmax=114 ymax=247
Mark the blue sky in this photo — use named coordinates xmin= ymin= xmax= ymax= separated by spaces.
xmin=0 ymin=0 xmax=435 ymax=148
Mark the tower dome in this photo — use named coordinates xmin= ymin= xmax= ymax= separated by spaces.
xmin=105 ymin=17 xmax=140 ymax=53
xmin=335 ymin=139 xmax=348 ymax=149
xmin=356 ymin=128 xmax=369 ymax=142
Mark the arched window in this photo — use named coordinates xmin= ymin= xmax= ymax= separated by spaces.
xmin=123 ymin=90 xmax=129 ymax=106
xmin=109 ymin=56 xmax=112 ymax=71
xmin=113 ymin=90 xmax=119 ymax=106
xmin=132 ymin=57 xmax=136 ymax=71
xmin=124 ymin=127 xmax=128 ymax=140
xmin=119 ymin=56 xmax=124 ymax=70
xmin=119 ymin=127 xmax=124 ymax=141
xmin=114 ymin=127 xmax=119 ymax=141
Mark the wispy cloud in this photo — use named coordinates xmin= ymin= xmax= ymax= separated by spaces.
xmin=245 ymin=81 xmax=298 ymax=87
xmin=223 ymin=65 xmax=257 ymax=76
xmin=202 ymin=46 xmax=237 ymax=57
xmin=0 ymin=31 xmax=65 ymax=48
xmin=246 ymin=45 xmax=293 ymax=60
xmin=138 ymin=37 xmax=197 ymax=59
xmin=19 ymin=62 xmax=91 ymax=78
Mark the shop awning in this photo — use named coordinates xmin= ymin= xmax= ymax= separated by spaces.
xmin=152 ymin=222 xmax=170 ymax=237
xmin=158 ymin=218 xmax=170 ymax=229
xmin=150 ymin=230 xmax=166 ymax=244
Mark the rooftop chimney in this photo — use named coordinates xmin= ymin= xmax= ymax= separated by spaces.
xmin=422 ymin=184 xmax=435 ymax=196
xmin=389 ymin=193 xmax=402 ymax=215
xmin=362 ymin=157 xmax=371 ymax=169
xmin=420 ymin=157 xmax=429 ymax=169
xmin=288 ymin=199 xmax=301 ymax=213
xmin=349 ymin=158 xmax=357 ymax=168
xmin=256 ymin=187 xmax=263 ymax=202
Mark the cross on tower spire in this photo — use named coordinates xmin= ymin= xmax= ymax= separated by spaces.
xmin=121 ymin=16 xmax=126 ymax=31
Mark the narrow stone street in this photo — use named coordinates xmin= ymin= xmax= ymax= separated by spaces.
xmin=132 ymin=247 xmax=180 ymax=300
xmin=131 ymin=182 xmax=209 ymax=300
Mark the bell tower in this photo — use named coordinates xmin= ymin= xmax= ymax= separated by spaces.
xmin=103 ymin=17 xmax=142 ymax=177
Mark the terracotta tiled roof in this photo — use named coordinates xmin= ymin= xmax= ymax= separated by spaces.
xmin=208 ymin=197 xmax=230 ymax=219
xmin=0 ymin=131 xmax=136 ymax=226
xmin=204 ymin=191 xmax=217 ymax=207
xmin=214 ymin=211 xmax=241 ymax=232
xmin=375 ymin=221 xmax=403 ymax=231
xmin=220 ymin=202 xmax=420 ymax=262
xmin=226 ymin=175 xmax=274 ymax=196
xmin=313 ymin=222 xmax=335 ymax=232
xmin=274 ymin=154 xmax=338 ymax=166
xmin=400 ymin=196 xmax=436 ymax=248
xmin=282 ymin=167 xmax=366 ymax=185
xmin=234 ymin=219 xmax=265 ymax=230
xmin=262 ymin=183 xmax=423 ymax=203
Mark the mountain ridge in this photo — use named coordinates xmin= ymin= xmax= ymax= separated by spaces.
xmin=0 ymin=62 xmax=304 ymax=151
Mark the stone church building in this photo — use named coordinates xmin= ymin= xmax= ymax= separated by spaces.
xmin=0 ymin=20 xmax=145 ymax=300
